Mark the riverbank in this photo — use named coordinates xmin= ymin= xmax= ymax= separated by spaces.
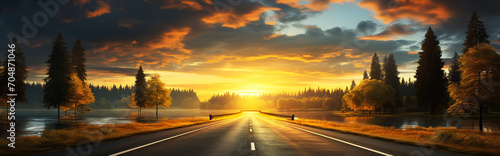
xmin=0 ymin=113 xmax=242 ymax=155
xmin=261 ymin=113 xmax=500 ymax=155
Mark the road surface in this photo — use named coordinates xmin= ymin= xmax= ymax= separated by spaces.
xmin=41 ymin=112 xmax=464 ymax=156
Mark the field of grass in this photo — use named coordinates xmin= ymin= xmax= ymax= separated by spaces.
xmin=262 ymin=114 xmax=500 ymax=155
xmin=0 ymin=114 xmax=242 ymax=155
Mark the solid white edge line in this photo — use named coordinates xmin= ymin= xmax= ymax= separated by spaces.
xmin=250 ymin=142 xmax=256 ymax=150
xmin=109 ymin=115 xmax=244 ymax=156
xmin=256 ymin=115 xmax=393 ymax=156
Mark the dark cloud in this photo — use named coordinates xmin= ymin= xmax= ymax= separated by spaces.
xmin=87 ymin=66 xmax=138 ymax=76
xmin=356 ymin=20 xmax=377 ymax=35
xmin=359 ymin=23 xmax=418 ymax=41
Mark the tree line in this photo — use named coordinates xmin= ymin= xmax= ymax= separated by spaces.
xmin=18 ymin=82 xmax=200 ymax=110
xmin=344 ymin=11 xmax=500 ymax=115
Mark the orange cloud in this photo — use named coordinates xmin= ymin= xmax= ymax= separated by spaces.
xmin=161 ymin=0 xmax=204 ymax=10
xmin=358 ymin=24 xmax=416 ymax=41
xmin=358 ymin=0 xmax=451 ymax=25
xmin=265 ymin=20 xmax=276 ymax=25
xmin=263 ymin=34 xmax=282 ymax=40
xmin=86 ymin=1 xmax=111 ymax=18
xmin=202 ymin=7 xmax=281 ymax=29
xmin=408 ymin=51 xmax=419 ymax=54
xmin=306 ymin=0 xmax=355 ymax=11
xmin=277 ymin=0 xmax=354 ymax=12
xmin=107 ymin=57 xmax=118 ymax=62
xmin=146 ymin=27 xmax=192 ymax=54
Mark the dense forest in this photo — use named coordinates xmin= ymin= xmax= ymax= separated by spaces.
xmin=21 ymin=82 xmax=199 ymax=109
xmin=201 ymin=80 xmax=417 ymax=111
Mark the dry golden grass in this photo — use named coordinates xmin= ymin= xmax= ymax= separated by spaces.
xmin=0 ymin=114 xmax=242 ymax=155
xmin=262 ymin=114 xmax=500 ymax=155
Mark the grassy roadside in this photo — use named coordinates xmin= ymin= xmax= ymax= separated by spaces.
xmin=0 ymin=113 xmax=243 ymax=155
xmin=329 ymin=111 xmax=500 ymax=118
xmin=261 ymin=113 xmax=500 ymax=155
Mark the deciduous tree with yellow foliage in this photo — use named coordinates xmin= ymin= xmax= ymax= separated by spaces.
xmin=342 ymin=79 xmax=396 ymax=114
xmin=66 ymin=73 xmax=95 ymax=119
xmin=448 ymin=44 xmax=500 ymax=114
xmin=145 ymin=74 xmax=172 ymax=120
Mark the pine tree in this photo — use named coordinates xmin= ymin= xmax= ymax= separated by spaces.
xmin=383 ymin=54 xmax=400 ymax=111
xmin=350 ymin=80 xmax=356 ymax=90
xmin=363 ymin=70 xmax=369 ymax=80
xmin=134 ymin=65 xmax=147 ymax=117
xmin=463 ymin=11 xmax=490 ymax=54
xmin=44 ymin=34 xmax=73 ymax=121
xmin=448 ymin=52 xmax=461 ymax=83
xmin=414 ymin=27 xmax=447 ymax=114
xmin=370 ymin=52 xmax=382 ymax=80
xmin=0 ymin=38 xmax=28 ymax=103
xmin=71 ymin=39 xmax=87 ymax=81
xmin=383 ymin=54 xmax=400 ymax=89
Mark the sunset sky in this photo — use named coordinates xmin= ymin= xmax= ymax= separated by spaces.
xmin=2 ymin=0 xmax=500 ymax=100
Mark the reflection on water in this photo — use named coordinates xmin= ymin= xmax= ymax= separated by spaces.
xmin=2 ymin=109 xmax=239 ymax=137
xmin=274 ymin=111 xmax=500 ymax=132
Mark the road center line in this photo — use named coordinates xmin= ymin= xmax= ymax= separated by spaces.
xmin=109 ymin=116 xmax=242 ymax=156
xmin=250 ymin=142 xmax=256 ymax=150
xmin=256 ymin=115 xmax=393 ymax=156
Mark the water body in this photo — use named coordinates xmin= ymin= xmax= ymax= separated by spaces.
xmin=4 ymin=109 xmax=499 ymax=137
xmin=271 ymin=111 xmax=500 ymax=132
xmin=2 ymin=109 xmax=239 ymax=137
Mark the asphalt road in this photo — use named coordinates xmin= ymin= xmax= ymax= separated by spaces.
xmin=41 ymin=112 xmax=465 ymax=156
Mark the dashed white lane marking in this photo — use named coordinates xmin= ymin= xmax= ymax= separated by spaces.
xmin=256 ymin=115 xmax=393 ymax=156
xmin=250 ymin=142 xmax=256 ymax=150
xmin=250 ymin=129 xmax=253 ymax=132
xmin=109 ymin=116 xmax=243 ymax=156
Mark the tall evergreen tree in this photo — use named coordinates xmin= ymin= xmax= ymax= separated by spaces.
xmin=363 ymin=70 xmax=369 ymax=80
xmin=134 ymin=65 xmax=147 ymax=117
xmin=383 ymin=54 xmax=400 ymax=90
xmin=44 ymin=34 xmax=73 ymax=121
xmin=350 ymin=80 xmax=356 ymax=90
xmin=0 ymin=38 xmax=28 ymax=103
xmin=71 ymin=39 xmax=87 ymax=81
xmin=370 ymin=52 xmax=382 ymax=80
xmin=414 ymin=27 xmax=447 ymax=114
xmin=382 ymin=55 xmax=387 ymax=80
xmin=383 ymin=54 xmax=400 ymax=111
xmin=448 ymin=52 xmax=461 ymax=83
xmin=463 ymin=11 xmax=490 ymax=54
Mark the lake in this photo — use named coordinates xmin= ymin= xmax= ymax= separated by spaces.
xmin=2 ymin=109 xmax=240 ymax=137
xmin=268 ymin=110 xmax=500 ymax=132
